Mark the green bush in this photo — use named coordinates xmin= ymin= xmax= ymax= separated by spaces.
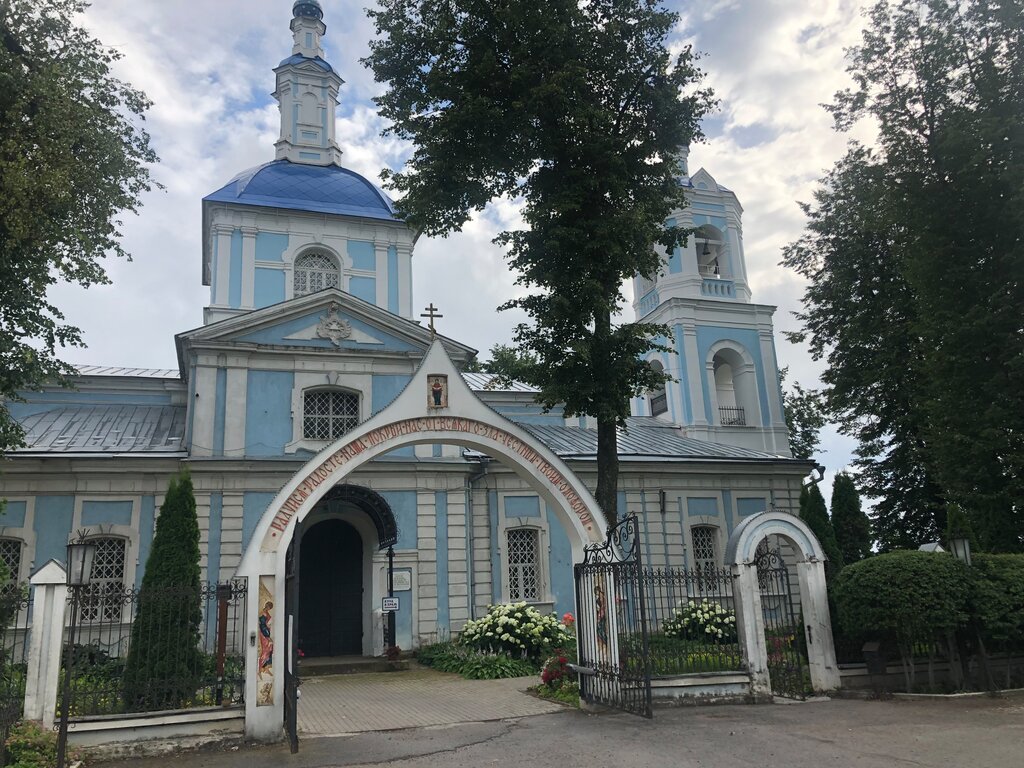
xmin=832 ymin=551 xmax=970 ymax=689
xmin=4 ymin=720 xmax=81 ymax=768
xmin=121 ymin=471 xmax=202 ymax=711
xmin=662 ymin=599 xmax=737 ymax=643
xmin=416 ymin=641 xmax=536 ymax=679
xmin=459 ymin=603 xmax=572 ymax=660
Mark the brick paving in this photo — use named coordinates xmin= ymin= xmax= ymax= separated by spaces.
xmin=297 ymin=667 xmax=564 ymax=735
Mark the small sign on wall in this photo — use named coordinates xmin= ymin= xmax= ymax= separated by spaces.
xmin=382 ymin=597 xmax=400 ymax=612
xmin=391 ymin=569 xmax=412 ymax=591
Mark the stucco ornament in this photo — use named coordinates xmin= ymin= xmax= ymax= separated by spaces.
xmin=316 ymin=302 xmax=352 ymax=347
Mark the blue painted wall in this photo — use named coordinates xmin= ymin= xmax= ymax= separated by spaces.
xmin=0 ymin=501 xmax=26 ymax=528
xmin=245 ymin=370 xmax=294 ymax=456
xmin=136 ymin=495 xmax=156 ymax=586
xmin=255 ymin=232 xmax=288 ymax=262
xmin=666 ymin=217 xmax=682 ymax=273
xmin=347 ymin=240 xmax=376 ymax=271
xmin=229 ymin=229 xmax=243 ymax=308
xmin=33 ymin=496 xmax=74 ymax=567
xmin=737 ymin=497 xmax=767 ymax=517
xmin=435 ymin=491 xmax=449 ymax=630
xmin=387 ymin=246 xmax=399 ymax=314
xmin=236 ymin=309 xmax=419 ymax=353
xmin=504 ymin=496 xmax=540 ymax=518
xmin=546 ymin=504 xmax=575 ymax=617
xmin=378 ymin=491 xmax=418 ymax=549
xmin=671 ymin=325 xmax=693 ymax=423
xmin=349 ymin=276 xmax=376 ymax=304
xmin=687 ymin=497 xmax=719 ymax=517
xmin=81 ymin=500 xmax=133 ymax=527
xmin=372 ymin=375 xmax=411 ymax=415
xmin=254 ymin=268 xmax=285 ymax=308
xmin=242 ymin=492 xmax=276 ymax=551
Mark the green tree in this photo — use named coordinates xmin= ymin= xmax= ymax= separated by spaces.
xmin=122 ymin=472 xmax=202 ymax=711
xmin=799 ymin=484 xmax=844 ymax=579
xmin=784 ymin=0 xmax=1023 ymax=551
xmin=778 ymin=366 xmax=827 ymax=460
xmin=830 ymin=473 xmax=872 ymax=564
xmin=0 ymin=0 xmax=158 ymax=453
xmin=364 ymin=0 xmax=714 ymax=522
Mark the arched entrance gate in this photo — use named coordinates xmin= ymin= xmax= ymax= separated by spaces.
xmin=725 ymin=510 xmax=841 ymax=699
xmin=236 ymin=341 xmax=609 ymax=745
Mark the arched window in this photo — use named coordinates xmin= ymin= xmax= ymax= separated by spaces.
xmin=0 ymin=538 xmax=22 ymax=597
xmin=506 ymin=527 xmax=541 ymax=601
xmin=81 ymin=537 xmax=127 ymax=623
xmin=648 ymin=359 xmax=668 ymax=416
xmin=711 ymin=346 xmax=758 ymax=427
xmin=293 ymin=251 xmax=340 ymax=297
xmin=695 ymin=226 xmax=727 ymax=279
xmin=303 ymin=389 xmax=359 ymax=441
xmin=691 ymin=525 xmax=719 ymax=573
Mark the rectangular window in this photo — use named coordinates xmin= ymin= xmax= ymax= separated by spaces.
xmin=81 ymin=537 xmax=127 ymax=623
xmin=691 ymin=526 xmax=719 ymax=591
xmin=506 ymin=528 xmax=540 ymax=601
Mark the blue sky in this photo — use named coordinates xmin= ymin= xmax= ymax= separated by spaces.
xmin=63 ymin=0 xmax=876 ymax=497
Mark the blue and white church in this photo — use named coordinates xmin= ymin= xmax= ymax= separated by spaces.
xmin=0 ymin=0 xmax=809 ymax=691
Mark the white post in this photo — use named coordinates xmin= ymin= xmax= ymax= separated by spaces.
xmin=24 ymin=560 xmax=68 ymax=728
xmin=796 ymin=561 xmax=841 ymax=692
xmin=732 ymin=562 xmax=770 ymax=698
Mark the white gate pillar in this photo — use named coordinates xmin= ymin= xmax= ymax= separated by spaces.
xmin=24 ymin=560 xmax=68 ymax=728
xmin=796 ymin=561 xmax=841 ymax=691
xmin=732 ymin=562 xmax=770 ymax=698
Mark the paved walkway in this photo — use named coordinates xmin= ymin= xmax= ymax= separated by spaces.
xmin=297 ymin=667 xmax=564 ymax=735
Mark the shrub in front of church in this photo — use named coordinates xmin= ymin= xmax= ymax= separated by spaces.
xmin=121 ymin=471 xmax=203 ymax=711
xmin=662 ymin=599 xmax=738 ymax=643
xmin=416 ymin=641 xmax=535 ymax=679
xmin=459 ymin=602 xmax=573 ymax=660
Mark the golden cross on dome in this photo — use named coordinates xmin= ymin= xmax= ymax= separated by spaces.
xmin=420 ymin=303 xmax=443 ymax=336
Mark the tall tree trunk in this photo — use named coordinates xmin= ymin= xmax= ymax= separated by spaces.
xmin=596 ymin=418 xmax=619 ymax=529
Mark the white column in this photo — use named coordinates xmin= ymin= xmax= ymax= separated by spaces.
xmin=682 ymin=328 xmax=707 ymax=426
xmin=224 ymin=364 xmax=248 ymax=457
xmin=24 ymin=561 xmax=68 ymax=728
xmin=796 ymin=561 xmax=841 ymax=692
xmin=397 ymin=244 xmax=413 ymax=319
xmin=732 ymin=562 xmax=770 ymax=698
xmin=215 ymin=226 xmax=233 ymax=306
xmin=241 ymin=227 xmax=257 ymax=309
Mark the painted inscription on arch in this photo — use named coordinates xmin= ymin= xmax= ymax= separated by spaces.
xmin=266 ymin=417 xmax=596 ymax=543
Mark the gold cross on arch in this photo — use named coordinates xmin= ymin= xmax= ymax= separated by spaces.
xmin=420 ymin=303 xmax=443 ymax=336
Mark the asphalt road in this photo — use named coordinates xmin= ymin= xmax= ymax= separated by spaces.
xmin=101 ymin=695 xmax=1024 ymax=768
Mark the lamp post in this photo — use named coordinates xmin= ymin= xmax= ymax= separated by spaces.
xmin=56 ymin=536 xmax=97 ymax=768
xmin=949 ymin=537 xmax=972 ymax=567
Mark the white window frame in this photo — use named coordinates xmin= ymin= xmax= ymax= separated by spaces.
xmin=497 ymin=494 xmax=552 ymax=610
xmin=80 ymin=535 xmax=129 ymax=624
xmin=292 ymin=249 xmax=342 ymax=297
xmin=287 ymin=379 xmax=370 ymax=453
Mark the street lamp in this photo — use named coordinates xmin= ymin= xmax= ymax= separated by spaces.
xmin=56 ymin=535 xmax=97 ymax=768
xmin=949 ymin=536 xmax=972 ymax=566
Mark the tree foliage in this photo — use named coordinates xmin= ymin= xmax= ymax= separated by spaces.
xmin=799 ymin=484 xmax=844 ymax=579
xmin=122 ymin=471 xmax=202 ymax=711
xmin=970 ymin=553 xmax=1024 ymax=650
xmin=778 ymin=366 xmax=826 ymax=461
xmin=364 ymin=0 xmax=714 ymax=521
xmin=782 ymin=0 xmax=1023 ymax=551
xmin=830 ymin=473 xmax=873 ymax=564
xmin=0 ymin=0 xmax=158 ymax=453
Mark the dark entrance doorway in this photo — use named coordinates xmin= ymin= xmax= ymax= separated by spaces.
xmin=299 ymin=519 xmax=363 ymax=656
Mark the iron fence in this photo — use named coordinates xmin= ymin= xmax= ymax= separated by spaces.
xmin=718 ymin=406 xmax=746 ymax=426
xmin=639 ymin=566 xmax=744 ymax=676
xmin=59 ymin=579 xmax=247 ymax=719
xmin=0 ymin=587 xmax=31 ymax=763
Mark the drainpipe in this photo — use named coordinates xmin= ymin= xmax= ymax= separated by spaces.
xmin=464 ymin=456 xmax=491 ymax=620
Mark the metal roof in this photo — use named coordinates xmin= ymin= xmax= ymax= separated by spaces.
xmin=461 ymin=372 xmax=539 ymax=393
xmin=75 ymin=365 xmax=180 ymax=379
xmin=204 ymin=160 xmax=399 ymax=221
xmin=518 ymin=417 xmax=789 ymax=461
xmin=13 ymin=404 xmax=186 ymax=454
xmin=277 ymin=53 xmax=333 ymax=73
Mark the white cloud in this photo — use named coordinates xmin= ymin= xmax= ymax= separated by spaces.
xmin=57 ymin=0 xmax=875 ymax=481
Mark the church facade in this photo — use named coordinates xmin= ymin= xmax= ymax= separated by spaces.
xmin=0 ymin=1 xmax=810 ymax=661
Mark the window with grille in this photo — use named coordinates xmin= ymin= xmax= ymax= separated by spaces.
xmin=691 ymin=525 xmax=719 ymax=583
xmin=507 ymin=528 xmax=541 ymax=601
xmin=0 ymin=539 xmax=22 ymax=597
xmin=303 ymin=389 xmax=360 ymax=440
xmin=81 ymin=537 xmax=127 ymax=623
xmin=293 ymin=251 xmax=340 ymax=297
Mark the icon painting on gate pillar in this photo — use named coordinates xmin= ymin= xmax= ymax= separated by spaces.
xmin=428 ymin=375 xmax=448 ymax=409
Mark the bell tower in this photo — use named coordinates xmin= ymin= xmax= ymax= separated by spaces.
xmin=273 ymin=0 xmax=344 ymax=166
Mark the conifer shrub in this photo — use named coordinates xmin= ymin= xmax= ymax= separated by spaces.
xmin=121 ymin=471 xmax=202 ymax=711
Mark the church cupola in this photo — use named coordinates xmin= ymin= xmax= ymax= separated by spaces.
xmin=273 ymin=0 xmax=344 ymax=166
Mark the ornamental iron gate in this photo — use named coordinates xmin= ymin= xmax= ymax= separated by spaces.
xmin=284 ymin=517 xmax=303 ymax=754
xmin=573 ymin=515 xmax=652 ymax=718
xmin=755 ymin=541 xmax=812 ymax=699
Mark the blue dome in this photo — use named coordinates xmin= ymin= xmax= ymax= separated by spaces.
xmin=204 ymin=160 xmax=399 ymax=221
xmin=276 ymin=53 xmax=333 ymax=73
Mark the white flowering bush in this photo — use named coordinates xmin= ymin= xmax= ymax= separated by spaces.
xmin=662 ymin=599 xmax=738 ymax=643
xmin=460 ymin=602 xmax=573 ymax=660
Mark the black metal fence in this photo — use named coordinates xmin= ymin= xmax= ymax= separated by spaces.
xmin=0 ymin=587 xmax=31 ymax=763
xmin=640 ymin=567 xmax=744 ymax=676
xmin=59 ymin=579 xmax=247 ymax=718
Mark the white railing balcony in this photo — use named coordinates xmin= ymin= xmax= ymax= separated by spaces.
xmin=719 ymin=406 xmax=746 ymax=426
